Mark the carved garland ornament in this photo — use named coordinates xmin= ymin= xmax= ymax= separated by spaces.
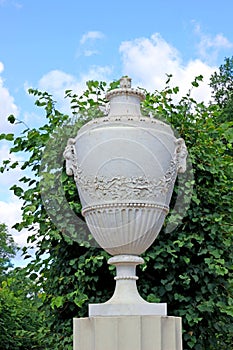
xmin=63 ymin=137 xmax=187 ymax=201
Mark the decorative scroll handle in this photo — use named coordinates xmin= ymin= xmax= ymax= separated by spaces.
xmin=175 ymin=138 xmax=188 ymax=173
xmin=63 ymin=138 xmax=77 ymax=176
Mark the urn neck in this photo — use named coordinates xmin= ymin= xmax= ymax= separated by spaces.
xmin=105 ymin=76 xmax=145 ymax=117
xmin=107 ymin=255 xmax=146 ymax=304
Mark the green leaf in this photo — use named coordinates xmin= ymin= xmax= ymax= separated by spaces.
xmin=10 ymin=185 xmax=23 ymax=197
xmin=8 ymin=115 xmax=16 ymax=124
xmin=51 ymin=296 xmax=64 ymax=309
xmin=191 ymin=81 xmax=199 ymax=87
xmin=6 ymin=133 xmax=14 ymax=140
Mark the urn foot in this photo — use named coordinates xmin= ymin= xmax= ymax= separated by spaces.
xmin=88 ymin=255 xmax=167 ymax=316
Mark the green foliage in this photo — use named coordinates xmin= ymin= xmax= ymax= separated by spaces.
xmin=0 ymin=266 xmax=44 ymax=349
xmin=210 ymin=56 xmax=233 ymax=122
xmin=0 ymin=225 xmax=44 ymax=349
xmin=1 ymin=72 xmax=232 ymax=349
xmin=140 ymin=75 xmax=232 ymax=349
xmin=0 ymin=223 xmax=18 ymax=278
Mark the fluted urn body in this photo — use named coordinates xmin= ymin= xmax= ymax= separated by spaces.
xmin=64 ymin=77 xmax=187 ymax=256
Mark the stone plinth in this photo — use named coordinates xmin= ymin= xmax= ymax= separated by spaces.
xmin=89 ymin=302 xmax=167 ymax=317
xmin=74 ymin=315 xmax=182 ymax=350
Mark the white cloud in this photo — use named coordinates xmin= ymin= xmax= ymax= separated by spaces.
xmin=119 ymin=33 xmax=216 ymax=103
xmin=37 ymin=65 xmax=113 ymax=113
xmin=80 ymin=65 xmax=112 ymax=83
xmin=0 ymin=199 xmax=25 ymax=245
xmin=0 ymin=61 xmax=19 ymax=133
xmin=0 ymin=198 xmax=37 ymax=267
xmin=39 ymin=70 xmax=78 ymax=96
xmin=0 ymin=146 xmax=38 ymax=266
xmin=83 ymin=49 xmax=99 ymax=57
xmin=80 ymin=31 xmax=104 ymax=45
xmin=0 ymin=61 xmax=26 ymax=259
xmin=77 ymin=31 xmax=105 ymax=58
xmin=0 ymin=144 xmax=26 ymax=238
xmin=37 ymin=70 xmax=81 ymax=114
xmin=193 ymin=22 xmax=233 ymax=64
xmin=0 ymin=142 xmax=35 ymax=253
xmin=0 ymin=0 xmax=22 ymax=8
xmin=0 ymin=198 xmax=22 ymax=228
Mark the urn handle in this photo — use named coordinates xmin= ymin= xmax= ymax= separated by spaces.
xmin=63 ymin=138 xmax=77 ymax=176
xmin=175 ymin=138 xmax=188 ymax=173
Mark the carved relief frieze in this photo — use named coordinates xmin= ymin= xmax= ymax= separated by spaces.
xmin=63 ymin=135 xmax=187 ymax=202
xmin=73 ymin=159 xmax=177 ymax=201
xmin=64 ymin=133 xmax=187 ymax=200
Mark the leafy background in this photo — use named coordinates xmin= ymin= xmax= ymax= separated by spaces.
xmin=0 ymin=57 xmax=232 ymax=349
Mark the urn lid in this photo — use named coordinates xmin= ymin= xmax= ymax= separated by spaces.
xmin=105 ymin=76 xmax=146 ymax=102
xmin=104 ymin=76 xmax=146 ymax=118
xmin=75 ymin=76 xmax=174 ymax=136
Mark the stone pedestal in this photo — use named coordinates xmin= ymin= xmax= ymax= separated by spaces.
xmin=74 ymin=315 xmax=182 ymax=350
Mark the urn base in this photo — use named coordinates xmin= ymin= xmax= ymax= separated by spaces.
xmin=89 ymin=302 xmax=167 ymax=317
xmin=88 ymin=255 xmax=167 ymax=317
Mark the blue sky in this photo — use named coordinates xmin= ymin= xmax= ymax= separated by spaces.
xmin=0 ymin=0 xmax=233 ymax=265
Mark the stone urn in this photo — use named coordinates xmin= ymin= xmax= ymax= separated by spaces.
xmin=64 ymin=77 xmax=187 ymax=316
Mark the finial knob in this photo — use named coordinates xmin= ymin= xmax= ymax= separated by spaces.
xmin=120 ymin=76 xmax=132 ymax=88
